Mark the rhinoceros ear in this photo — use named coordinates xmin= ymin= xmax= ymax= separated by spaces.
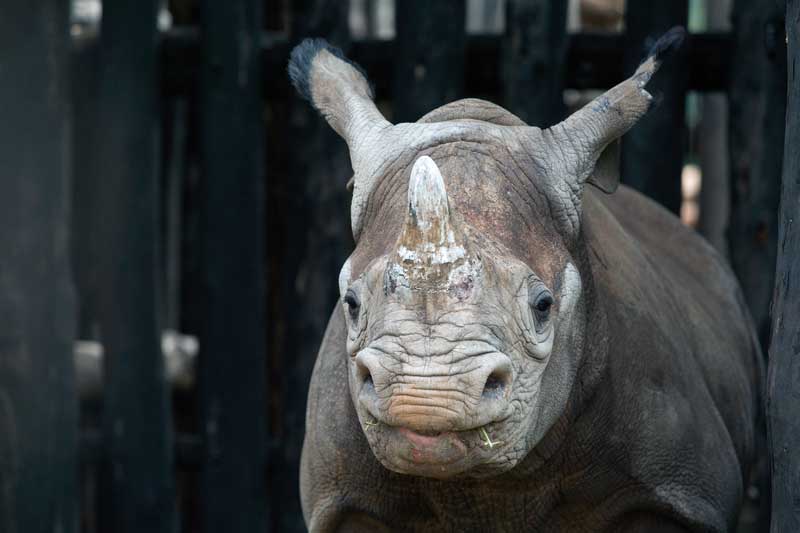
xmin=288 ymin=38 xmax=390 ymax=144
xmin=289 ymin=38 xmax=397 ymax=241
xmin=542 ymin=27 xmax=685 ymax=194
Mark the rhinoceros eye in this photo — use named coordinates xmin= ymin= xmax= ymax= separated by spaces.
xmin=344 ymin=289 xmax=361 ymax=321
xmin=529 ymin=286 xmax=553 ymax=328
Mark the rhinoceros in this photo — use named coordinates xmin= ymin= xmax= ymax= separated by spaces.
xmin=288 ymin=29 xmax=762 ymax=532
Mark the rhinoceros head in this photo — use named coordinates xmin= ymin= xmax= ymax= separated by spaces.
xmin=289 ymin=30 xmax=683 ymax=479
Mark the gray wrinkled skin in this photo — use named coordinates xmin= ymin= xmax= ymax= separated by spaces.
xmin=293 ymin=40 xmax=762 ymax=533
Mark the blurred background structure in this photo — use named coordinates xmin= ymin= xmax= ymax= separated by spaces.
xmin=0 ymin=0 xmax=796 ymax=531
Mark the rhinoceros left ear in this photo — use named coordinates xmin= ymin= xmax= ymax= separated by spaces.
xmin=288 ymin=38 xmax=390 ymax=142
xmin=289 ymin=38 xmax=400 ymax=241
xmin=541 ymin=26 xmax=685 ymax=196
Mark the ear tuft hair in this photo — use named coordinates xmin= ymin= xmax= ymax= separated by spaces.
xmin=644 ymin=26 xmax=686 ymax=65
xmin=288 ymin=38 xmax=374 ymax=104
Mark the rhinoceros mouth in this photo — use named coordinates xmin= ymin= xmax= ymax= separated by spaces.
xmin=357 ymin=414 xmax=515 ymax=479
xmin=374 ymin=424 xmax=474 ymax=478
xmin=396 ymin=427 xmax=468 ymax=465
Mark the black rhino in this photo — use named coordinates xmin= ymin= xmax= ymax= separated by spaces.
xmin=288 ymin=28 xmax=762 ymax=532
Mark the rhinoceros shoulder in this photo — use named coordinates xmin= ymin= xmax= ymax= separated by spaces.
xmin=576 ymin=185 xmax=762 ymax=531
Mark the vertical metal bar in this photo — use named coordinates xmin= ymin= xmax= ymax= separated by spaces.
xmin=730 ymin=2 xmax=785 ymax=529
xmin=365 ymin=0 xmax=377 ymax=37
xmin=94 ymin=1 xmax=177 ymax=531
xmin=278 ymin=2 xmax=352 ymax=530
xmin=72 ymin=32 xmax=103 ymax=533
xmin=768 ymin=3 xmax=800 ymax=531
xmin=164 ymin=100 xmax=188 ymax=331
xmin=620 ymin=0 xmax=689 ymax=214
xmin=72 ymin=39 xmax=103 ymax=341
xmin=728 ymin=0 xmax=786 ymax=349
xmin=197 ymin=0 xmax=268 ymax=531
xmin=393 ymin=0 xmax=467 ymax=122
xmin=696 ymin=0 xmax=731 ymax=257
xmin=0 ymin=2 xmax=77 ymax=531
xmin=503 ymin=0 xmax=569 ymax=127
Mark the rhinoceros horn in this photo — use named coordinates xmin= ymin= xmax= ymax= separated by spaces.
xmin=397 ymin=156 xmax=464 ymax=262
xmin=386 ymin=156 xmax=476 ymax=294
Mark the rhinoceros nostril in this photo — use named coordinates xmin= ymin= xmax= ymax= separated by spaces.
xmin=482 ymin=369 xmax=510 ymax=400
xmin=357 ymin=362 xmax=375 ymax=395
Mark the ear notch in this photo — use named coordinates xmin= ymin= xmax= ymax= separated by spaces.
xmin=587 ymin=139 xmax=620 ymax=194
xmin=288 ymin=38 xmax=376 ymax=138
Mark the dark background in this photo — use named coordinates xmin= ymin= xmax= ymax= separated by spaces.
xmin=0 ymin=0 xmax=795 ymax=532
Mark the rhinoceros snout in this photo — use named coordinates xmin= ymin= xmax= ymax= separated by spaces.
xmin=354 ymin=349 xmax=512 ymax=433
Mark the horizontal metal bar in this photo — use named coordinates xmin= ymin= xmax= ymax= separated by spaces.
xmin=74 ymin=29 xmax=732 ymax=99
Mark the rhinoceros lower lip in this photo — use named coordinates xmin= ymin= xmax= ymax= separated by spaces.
xmin=365 ymin=423 xmax=510 ymax=478
xmin=398 ymin=427 xmax=449 ymax=444
xmin=393 ymin=427 xmax=468 ymax=466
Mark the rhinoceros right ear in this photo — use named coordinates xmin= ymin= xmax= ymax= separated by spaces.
xmin=541 ymin=27 xmax=685 ymax=196
xmin=288 ymin=38 xmax=391 ymax=145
